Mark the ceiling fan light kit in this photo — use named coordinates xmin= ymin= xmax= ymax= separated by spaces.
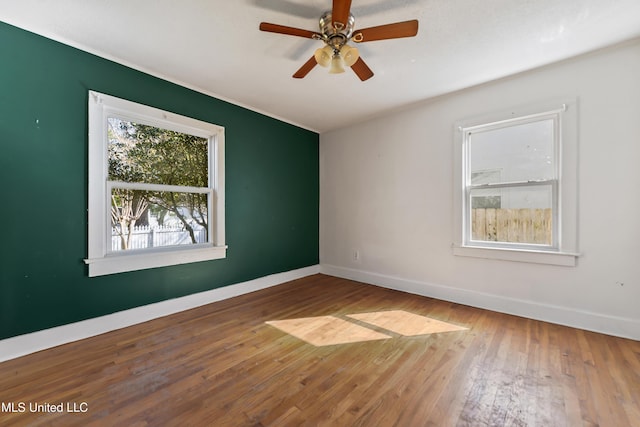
xmin=315 ymin=43 xmax=359 ymax=74
xmin=259 ymin=0 xmax=419 ymax=81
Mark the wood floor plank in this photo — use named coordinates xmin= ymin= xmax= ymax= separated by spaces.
xmin=0 ymin=274 xmax=638 ymax=426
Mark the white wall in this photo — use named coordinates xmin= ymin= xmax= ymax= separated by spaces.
xmin=320 ymin=39 xmax=640 ymax=339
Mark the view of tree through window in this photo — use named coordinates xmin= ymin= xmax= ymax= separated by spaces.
xmin=107 ymin=118 xmax=210 ymax=251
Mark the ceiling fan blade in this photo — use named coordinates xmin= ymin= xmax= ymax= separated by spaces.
xmin=351 ymin=57 xmax=374 ymax=81
xmin=332 ymin=0 xmax=353 ymax=30
xmin=259 ymin=22 xmax=320 ymax=39
xmin=293 ymin=56 xmax=318 ymax=78
xmin=352 ymin=20 xmax=419 ymax=43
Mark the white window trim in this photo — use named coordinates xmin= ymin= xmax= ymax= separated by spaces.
xmin=85 ymin=91 xmax=226 ymax=277
xmin=452 ymin=98 xmax=579 ymax=266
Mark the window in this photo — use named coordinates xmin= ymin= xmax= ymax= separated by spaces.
xmin=453 ymin=100 xmax=578 ymax=266
xmin=85 ymin=91 xmax=226 ymax=276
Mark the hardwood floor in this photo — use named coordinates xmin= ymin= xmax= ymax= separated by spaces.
xmin=1 ymin=274 xmax=638 ymax=426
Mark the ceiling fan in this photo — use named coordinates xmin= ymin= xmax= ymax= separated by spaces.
xmin=259 ymin=0 xmax=419 ymax=81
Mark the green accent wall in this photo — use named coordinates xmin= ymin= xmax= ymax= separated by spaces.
xmin=0 ymin=22 xmax=319 ymax=340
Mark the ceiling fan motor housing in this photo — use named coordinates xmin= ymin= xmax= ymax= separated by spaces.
xmin=319 ymin=11 xmax=355 ymax=50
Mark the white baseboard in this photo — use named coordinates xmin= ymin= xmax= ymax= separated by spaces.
xmin=320 ymin=264 xmax=640 ymax=341
xmin=0 ymin=265 xmax=321 ymax=363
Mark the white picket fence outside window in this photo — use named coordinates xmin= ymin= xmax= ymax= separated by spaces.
xmin=111 ymin=225 xmax=207 ymax=251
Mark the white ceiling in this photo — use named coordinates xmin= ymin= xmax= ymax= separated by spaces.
xmin=2 ymin=0 xmax=640 ymax=133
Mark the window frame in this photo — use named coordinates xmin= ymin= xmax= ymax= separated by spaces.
xmin=452 ymin=99 xmax=579 ymax=266
xmin=85 ymin=91 xmax=226 ymax=277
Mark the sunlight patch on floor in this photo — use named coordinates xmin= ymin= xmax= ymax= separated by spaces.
xmin=266 ymin=316 xmax=391 ymax=346
xmin=347 ymin=310 xmax=468 ymax=336
xmin=266 ymin=310 xmax=468 ymax=346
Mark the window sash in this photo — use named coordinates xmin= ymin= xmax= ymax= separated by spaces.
xmin=107 ymin=116 xmax=212 ymax=187
xmin=107 ymin=181 xmax=215 ymax=254
xmin=464 ymin=180 xmax=558 ymax=250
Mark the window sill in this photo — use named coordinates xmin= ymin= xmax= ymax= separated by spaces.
xmin=452 ymin=245 xmax=578 ymax=267
xmin=84 ymin=246 xmax=227 ymax=277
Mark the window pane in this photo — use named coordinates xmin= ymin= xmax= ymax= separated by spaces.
xmin=111 ymin=188 xmax=209 ymax=251
xmin=108 ymin=118 xmax=208 ymax=187
xmin=471 ymin=170 xmax=502 ymax=208
xmin=469 ymin=119 xmax=554 ymax=183
xmin=470 ymin=185 xmax=552 ymax=245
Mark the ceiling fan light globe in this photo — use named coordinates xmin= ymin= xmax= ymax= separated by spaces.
xmin=314 ymin=46 xmax=332 ymax=67
xmin=340 ymin=44 xmax=359 ymax=67
xmin=329 ymin=54 xmax=345 ymax=74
